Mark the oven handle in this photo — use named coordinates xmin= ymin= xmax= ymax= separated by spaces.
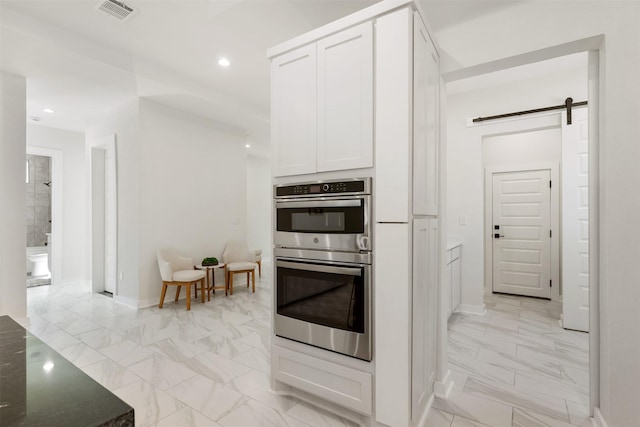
xmin=276 ymin=260 xmax=362 ymax=276
xmin=276 ymin=199 xmax=362 ymax=209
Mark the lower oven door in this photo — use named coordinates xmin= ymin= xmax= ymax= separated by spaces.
xmin=275 ymin=257 xmax=371 ymax=361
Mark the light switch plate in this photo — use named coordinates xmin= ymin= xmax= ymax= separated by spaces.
xmin=459 ymin=215 xmax=467 ymax=226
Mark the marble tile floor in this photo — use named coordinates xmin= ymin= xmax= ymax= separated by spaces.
xmin=430 ymin=293 xmax=591 ymax=427
xmin=23 ymin=267 xmax=591 ymax=427
xmin=23 ymin=263 xmax=359 ymax=427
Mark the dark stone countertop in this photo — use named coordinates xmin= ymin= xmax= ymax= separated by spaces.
xmin=0 ymin=315 xmax=134 ymax=427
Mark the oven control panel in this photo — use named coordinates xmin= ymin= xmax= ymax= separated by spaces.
xmin=275 ymin=178 xmax=370 ymax=197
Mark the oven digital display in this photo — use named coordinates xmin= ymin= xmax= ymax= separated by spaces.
xmin=308 ymin=184 xmax=321 ymax=193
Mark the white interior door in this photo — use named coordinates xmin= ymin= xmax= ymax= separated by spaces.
xmin=562 ymin=108 xmax=589 ymax=331
xmin=492 ymin=170 xmax=551 ymax=299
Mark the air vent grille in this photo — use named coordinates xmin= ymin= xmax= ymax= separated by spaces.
xmin=97 ymin=0 xmax=135 ymax=21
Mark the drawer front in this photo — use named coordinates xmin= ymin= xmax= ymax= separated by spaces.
xmin=272 ymin=345 xmax=372 ymax=415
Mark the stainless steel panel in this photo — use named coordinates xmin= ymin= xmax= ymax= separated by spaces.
xmin=276 ymin=260 xmax=362 ymax=276
xmin=275 ymin=232 xmax=371 ymax=252
xmin=276 ymin=199 xmax=362 ymax=209
xmin=275 ymin=313 xmax=371 ymax=361
xmin=274 ymin=248 xmax=371 ymax=264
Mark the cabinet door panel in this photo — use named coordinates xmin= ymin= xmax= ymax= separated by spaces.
xmin=452 ymin=257 xmax=461 ymax=312
xmin=271 ymin=45 xmax=317 ymax=177
xmin=412 ymin=218 xmax=438 ymax=421
xmin=317 ymin=22 xmax=373 ymax=172
xmin=413 ymin=12 xmax=439 ymax=215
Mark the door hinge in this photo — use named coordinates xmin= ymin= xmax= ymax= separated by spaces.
xmin=549 ymin=230 xmax=552 ymax=238
xmin=550 ymin=279 xmax=552 ymax=288
xmin=549 ymin=180 xmax=552 ymax=188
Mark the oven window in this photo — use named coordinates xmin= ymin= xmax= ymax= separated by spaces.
xmin=277 ymin=203 xmax=364 ymax=234
xmin=277 ymin=262 xmax=365 ymax=333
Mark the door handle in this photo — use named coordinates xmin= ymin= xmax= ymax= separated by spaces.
xmin=494 ymin=233 xmax=505 ymax=239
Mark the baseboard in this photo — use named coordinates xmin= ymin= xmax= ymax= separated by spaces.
xmin=434 ymin=370 xmax=454 ymax=399
xmin=113 ymin=295 xmax=145 ymax=309
xmin=455 ymin=303 xmax=486 ymax=316
xmin=591 ymin=408 xmax=609 ymax=427
xmin=416 ymin=393 xmax=436 ymax=427
xmin=55 ymin=277 xmax=89 ymax=286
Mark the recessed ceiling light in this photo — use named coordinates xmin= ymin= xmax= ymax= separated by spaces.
xmin=245 ymin=144 xmax=251 ymax=148
xmin=218 ymin=57 xmax=231 ymax=67
xmin=42 ymin=108 xmax=55 ymax=113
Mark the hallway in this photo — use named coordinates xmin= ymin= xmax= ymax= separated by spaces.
xmin=430 ymin=293 xmax=590 ymax=426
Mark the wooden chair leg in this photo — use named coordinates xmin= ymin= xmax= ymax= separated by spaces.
xmin=246 ymin=272 xmax=250 ymax=288
xmin=186 ymin=284 xmax=191 ymax=311
xmin=159 ymin=282 xmax=168 ymax=308
xmin=200 ymin=278 xmax=205 ymax=303
xmin=229 ymin=272 xmax=234 ymax=295
xmin=257 ymin=260 xmax=262 ymax=277
xmin=224 ymin=267 xmax=228 ymax=296
xmin=175 ymin=285 xmax=181 ymax=302
xmin=251 ymin=270 xmax=255 ymax=293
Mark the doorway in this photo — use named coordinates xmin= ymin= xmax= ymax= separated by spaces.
xmin=442 ymin=48 xmax=598 ymax=420
xmin=26 ymin=146 xmax=63 ymax=286
xmin=91 ymin=135 xmax=117 ymax=295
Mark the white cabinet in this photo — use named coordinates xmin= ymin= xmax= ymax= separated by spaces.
xmin=271 ymin=44 xmax=317 ymax=177
xmin=317 ymin=22 xmax=373 ymax=172
xmin=272 ymin=344 xmax=372 ymax=415
xmin=413 ymin=12 xmax=439 ymax=216
xmin=374 ymin=222 xmax=411 ymax=427
xmin=271 ymin=22 xmax=373 ymax=177
xmin=375 ymin=11 xmax=439 ymax=222
xmin=411 ymin=218 xmax=438 ymax=422
xmin=446 ymin=244 xmax=462 ymax=317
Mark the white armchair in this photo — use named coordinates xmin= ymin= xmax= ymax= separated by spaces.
xmin=222 ymin=241 xmax=258 ymax=295
xmin=253 ymin=249 xmax=262 ymax=277
xmin=157 ymin=248 xmax=206 ymax=310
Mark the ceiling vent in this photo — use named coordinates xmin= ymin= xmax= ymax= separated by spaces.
xmin=96 ymin=0 xmax=136 ymax=21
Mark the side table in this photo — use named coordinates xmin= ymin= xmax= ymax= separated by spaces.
xmin=195 ymin=263 xmax=227 ymax=301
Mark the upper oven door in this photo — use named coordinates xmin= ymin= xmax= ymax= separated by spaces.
xmin=275 ymin=196 xmax=371 ymax=252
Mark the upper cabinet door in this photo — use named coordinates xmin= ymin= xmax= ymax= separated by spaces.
xmin=316 ymin=22 xmax=374 ymax=172
xmin=413 ymin=13 xmax=439 ymax=216
xmin=271 ymin=44 xmax=317 ymax=177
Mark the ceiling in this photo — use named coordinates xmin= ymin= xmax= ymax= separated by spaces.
xmin=0 ymin=0 xmax=578 ymax=151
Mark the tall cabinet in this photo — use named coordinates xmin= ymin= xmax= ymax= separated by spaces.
xmin=374 ymin=7 xmax=440 ymax=427
xmin=269 ymin=2 xmax=441 ymax=426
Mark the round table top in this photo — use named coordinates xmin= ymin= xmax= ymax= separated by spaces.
xmin=195 ymin=263 xmax=225 ymax=269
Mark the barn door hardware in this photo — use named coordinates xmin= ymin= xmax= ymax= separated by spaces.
xmin=472 ymin=98 xmax=588 ymax=125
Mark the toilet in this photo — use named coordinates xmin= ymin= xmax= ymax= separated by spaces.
xmin=27 ymin=247 xmax=50 ymax=278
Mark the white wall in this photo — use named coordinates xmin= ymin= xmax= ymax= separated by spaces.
xmin=27 ymin=124 xmax=87 ymax=282
xmin=247 ymin=155 xmax=272 ymax=261
xmin=137 ymin=99 xmax=247 ymax=306
xmin=86 ymin=100 xmax=140 ymax=304
xmin=483 ymin=128 xmax=561 ymax=167
xmin=0 ymin=71 xmax=27 ymax=319
xmin=436 ymin=2 xmax=640 ymax=424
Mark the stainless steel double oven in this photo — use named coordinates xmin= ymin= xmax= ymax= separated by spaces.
xmin=274 ymin=178 xmax=372 ymax=361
